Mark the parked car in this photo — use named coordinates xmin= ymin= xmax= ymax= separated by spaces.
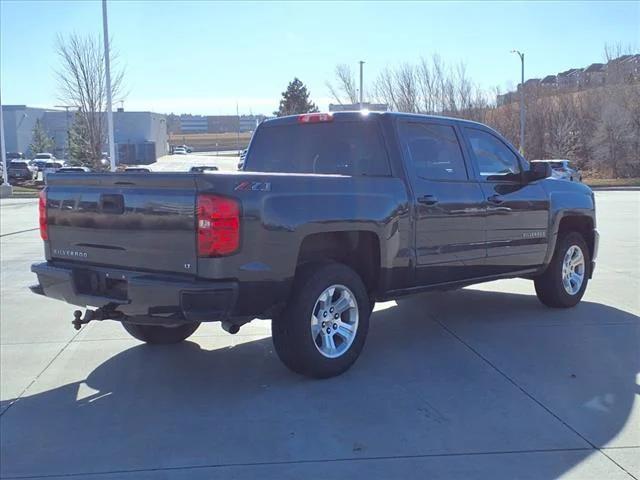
xmin=124 ymin=166 xmax=151 ymax=173
xmin=56 ymin=166 xmax=92 ymax=173
xmin=238 ymin=149 xmax=248 ymax=170
xmin=32 ymin=153 xmax=57 ymax=172
xmin=31 ymin=112 xmax=598 ymax=378
xmin=7 ymin=152 xmax=25 ymax=161
xmin=189 ymin=165 xmax=218 ymax=173
xmin=173 ymin=147 xmax=187 ymax=155
xmin=531 ymin=159 xmax=582 ymax=182
xmin=42 ymin=161 xmax=64 ymax=178
xmin=8 ymin=160 xmax=37 ymax=181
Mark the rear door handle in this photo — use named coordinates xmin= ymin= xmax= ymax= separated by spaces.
xmin=100 ymin=194 xmax=124 ymax=214
xmin=418 ymin=194 xmax=438 ymax=205
xmin=487 ymin=194 xmax=504 ymax=204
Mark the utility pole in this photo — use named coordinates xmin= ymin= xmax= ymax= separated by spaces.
xmin=236 ymin=102 xmax=240 ymax=154
xmin=102 ymin=0 xmax=116 ymax=171
xmin=0 ymin=92 xmax=11 ymax=193
xmin=359 ymin=60 xmax=365 ymax=109
xmin=511 ymin=50 xmax=525 ymax=154
xmin=55 ymin=105 xmax=74 ymax=160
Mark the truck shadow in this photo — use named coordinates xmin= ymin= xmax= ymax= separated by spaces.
xmin=1 ymin=289 xmax=638 ymax=479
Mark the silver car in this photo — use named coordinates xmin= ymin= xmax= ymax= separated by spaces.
xmin=531 ymin=159 xmax=582 ymax=182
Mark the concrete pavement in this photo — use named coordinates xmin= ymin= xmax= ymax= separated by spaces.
xmin=0 ymin=191 xmax=638 ymax=479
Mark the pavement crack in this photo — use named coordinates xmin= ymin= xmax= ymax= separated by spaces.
xmin=0 ymin=329 xmax=82 ymax=418
xmin=0 ymin=227 xmax=39 ymax=238
xmin=426 ymin=313 xmax=638 ymax=480
xmin=0 ymin=447 xmax=598 ymax=479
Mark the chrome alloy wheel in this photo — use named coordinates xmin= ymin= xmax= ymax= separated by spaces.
xmin=311 ymin=284 xmax=359 ymax=358
xmin=562 ymin=245 xmax=585 ymax=295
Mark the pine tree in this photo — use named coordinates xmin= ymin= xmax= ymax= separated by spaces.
xmin=274 ymin=78 xmax=319 ymax=116
xmin=68 ymin=113 xmax=92 ymax=166
xmin=29 ymin=119 xmax=54 ymax=156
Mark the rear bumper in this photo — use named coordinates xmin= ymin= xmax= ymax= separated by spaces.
xmin=30 ymin=262 xmax=238 ymax=323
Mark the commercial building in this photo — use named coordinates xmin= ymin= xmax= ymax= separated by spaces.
xmin=166 ymin=114 xmax=266 ymax=135
xmin=1 ymin=105 xmax=168 ymax=164
xmin=329 ymin=103 xmax=389 ymax=112
xmin=178 ymin=115 xmax=208 ymax=133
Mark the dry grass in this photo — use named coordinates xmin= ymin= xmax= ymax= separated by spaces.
xmin=584 ymin=178 xmax=640 ymax=187
xmin=169 ymin=132 xmax=252 ymax=151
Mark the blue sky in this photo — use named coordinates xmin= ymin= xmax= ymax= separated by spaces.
xmin=1 ymin=1 xmax=638 ymax=115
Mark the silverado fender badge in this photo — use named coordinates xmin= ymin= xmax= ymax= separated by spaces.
xmin=235 ymin=181 xmax=271 ymax=192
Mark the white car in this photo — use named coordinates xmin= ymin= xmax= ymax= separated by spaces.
xmin=173 ymin=147 xmax=188 ymax=155
xmin=531 ymin=159 xmax=582 ymax=182
xmin=43 ymin=161 xmax=65 ymax=178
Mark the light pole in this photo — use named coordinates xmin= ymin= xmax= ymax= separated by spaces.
xmin=359 ymin=60 xmax=365 ymax=109
xmin=102 ymin=0 xmax=116 ymax=171
xmin=0 ymin=92 xmax=11 ymax=192
xmin=511 ymin=50 xmax=525 ymax=154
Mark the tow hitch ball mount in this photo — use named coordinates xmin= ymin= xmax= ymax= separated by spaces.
xmin=72 ymin=307 xmax=121 ymax=330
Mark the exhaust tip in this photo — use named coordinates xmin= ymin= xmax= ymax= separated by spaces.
xmin=221 ymin=321 xmax=240 ymax=335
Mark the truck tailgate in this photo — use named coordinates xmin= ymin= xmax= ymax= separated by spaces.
xmin=45 ymin=173 xmax=198 ymax=275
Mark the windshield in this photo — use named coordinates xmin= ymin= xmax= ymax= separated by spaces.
xmin=245 ymin=121 xmax=390 ymax=176
xmin=35 ymin=154 xmax=51 ymax=159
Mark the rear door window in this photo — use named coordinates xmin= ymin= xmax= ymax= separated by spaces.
xmin=399 ymin=122 xmax=468 ymax=181
xmin=245 ymin=121 xmax=391 ymax=176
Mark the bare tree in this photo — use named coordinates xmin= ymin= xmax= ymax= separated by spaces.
xmin=326 ymin=64 xmax=358 ymax=105
xmin=55 ymin=33 xmax=125 ymax=167
xmin=359 ymin=45 xmax=639 ymax=178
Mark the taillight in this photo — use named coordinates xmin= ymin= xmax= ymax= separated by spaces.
xmin=298 ymin=113 xmax=333 ymax=124
xmin=39 ymin=189 xmax=48 ymax=240
xmin=197 ymin=194 xmax=240 ymax=256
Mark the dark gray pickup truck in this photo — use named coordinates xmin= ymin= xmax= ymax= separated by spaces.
xmin=31 ymin=112 xmax=598 ymax=378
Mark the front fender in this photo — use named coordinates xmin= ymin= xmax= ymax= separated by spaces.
xmin=541 ymin=179 xmax=596 ymax=267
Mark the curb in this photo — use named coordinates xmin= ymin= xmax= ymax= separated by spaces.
xmin=589 ymin=186 xmax=640 ymax=191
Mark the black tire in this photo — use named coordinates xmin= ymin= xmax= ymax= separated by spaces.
xmin=272 ymin=263 xmax=370 ymax=378
xmin=122 ymin=322 xmax=200 ymax=344
xmin=534 ymin=232 xmax=590 ymax=308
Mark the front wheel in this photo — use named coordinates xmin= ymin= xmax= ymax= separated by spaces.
xmin=122 ymin=322 xmax=200 ymax=344
xmin=534 ymin=232 xmax=590 ymax=308
xmin=272 ymin=263 xmax=370 ymax=378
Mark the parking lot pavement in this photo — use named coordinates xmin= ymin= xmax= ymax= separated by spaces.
xmin=0 ymin=191 xmax=638 ymax=479
xmin=152 ymin=154 xmax=239 ymax=172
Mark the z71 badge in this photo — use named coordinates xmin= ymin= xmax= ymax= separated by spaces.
xmin=234 ymin=181 xmax=271 ymax=192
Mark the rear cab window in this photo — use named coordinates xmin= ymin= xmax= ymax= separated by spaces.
xmin=244 ymin=119 xmax=391 ymax=176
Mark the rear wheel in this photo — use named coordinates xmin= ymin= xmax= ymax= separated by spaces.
xmin=122 ymin=322 xmax=200 ymax=344
xmin=534 ymin=232 xmax=590 ymax=308
xmin=272 ymin=263 xmax=370 ymax=378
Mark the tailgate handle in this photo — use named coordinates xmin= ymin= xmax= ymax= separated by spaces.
xmin=100 ymin=194 xmax=124 ymax=214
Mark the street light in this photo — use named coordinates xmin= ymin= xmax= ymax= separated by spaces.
xmin=511 ymin=49 xmax=525 ymax=154
xmin=359 ymin=60 xmax=365 ymax=109
xmin=0 ymin=92 xmax=11 ymax=191
xmin=102 ymin=0 xmax=116 ymax=171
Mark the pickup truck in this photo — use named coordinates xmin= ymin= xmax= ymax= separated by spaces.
xmin=31 ymin=112 xmax=598 ymax=378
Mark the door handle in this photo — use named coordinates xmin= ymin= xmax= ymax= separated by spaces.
xmin=418 ymin=194 xmax=438 ymax=205
xmin=487 ymin=194 xmax=504 ymax=204
xmin=100 ymin=194 xmax=124 ymax=214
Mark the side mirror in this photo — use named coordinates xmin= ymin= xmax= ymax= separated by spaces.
xmin=526 ymin=162 xmax=551 ymax=182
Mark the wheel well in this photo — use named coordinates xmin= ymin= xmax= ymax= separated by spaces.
xmin=296 ymin=231 xmax=381 ymax=295
xmin=558 ymin=216 xmax=595 ymax=258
